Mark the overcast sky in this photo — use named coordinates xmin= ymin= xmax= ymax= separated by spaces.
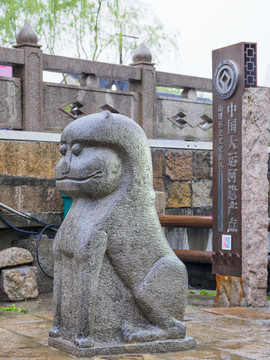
xmin=144 ymin=0 xmax=270 ymax=86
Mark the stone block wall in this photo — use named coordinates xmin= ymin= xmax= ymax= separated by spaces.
xmin=4 ymin=140 xmax=269 ymax=255
xmin=0 ymin=139 xmax=63 ymax=251
xmin=0 ymin=139 xmax=214 ymax=292
xmin=0 ymin=141 xmax=213 ymax=254
xmin=1 ymin=138 xmax=269 ymax=291
xmin=0 ymin=141 xmax=212 ymax=218
xmin=151 ymin=148 xmax=213 ymax=251
xmin=0 ymin=140 xmax=62 ymax=214
xmin=152 ymin=148 xmax=212 ymax=211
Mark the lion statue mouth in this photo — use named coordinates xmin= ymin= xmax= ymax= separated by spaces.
xmin=56 ymin=169 xmax=103 ymax=182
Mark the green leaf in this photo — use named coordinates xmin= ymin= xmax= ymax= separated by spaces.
xmin=0 ymin=304 xmax=29 ymax=313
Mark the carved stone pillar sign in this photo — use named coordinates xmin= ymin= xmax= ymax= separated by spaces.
xmin=213 ymin=43 xmax=269 ymax=307
xmin=212 ymin=43 xmax=257 ymax=277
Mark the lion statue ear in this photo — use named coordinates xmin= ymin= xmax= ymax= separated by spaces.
xmin=103 ymin=110 xmax=112 ymax=119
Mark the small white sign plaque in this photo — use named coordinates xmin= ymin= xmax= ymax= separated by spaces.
xmin=222 ymin=234 xmax=232 ymax=250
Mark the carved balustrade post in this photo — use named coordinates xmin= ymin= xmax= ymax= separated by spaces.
xmin=13 ymin=23 xmax=43 ymax=131
xmin=130 ymin=43 xmax=156 ymax=139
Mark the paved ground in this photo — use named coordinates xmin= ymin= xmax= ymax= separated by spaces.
xmin=0 ymin=292 xmax=270 ymax=359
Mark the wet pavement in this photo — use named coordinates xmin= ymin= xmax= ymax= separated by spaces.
xmin=0 ymin=291 xmax=270 ymax=359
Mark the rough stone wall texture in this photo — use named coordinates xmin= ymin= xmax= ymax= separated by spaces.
xmin=0 ymin=140 xmax=212 ymax=217
xmin=0 ymin=140 xmax=62 ymax=213
xmin=152 ymin=148 xmax=212 ymax=212
xmin=0 ymin=140 xmax=213 ymax=253
xmin=152 ymin=148 xmax=212 ymax=250
xmin=0 ymin=141 xmax=60 ymax=178
xmin=241 ymin=88 xmax=270 ymax=307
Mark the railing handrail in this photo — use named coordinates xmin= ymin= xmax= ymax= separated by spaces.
xmin=173 ymin=249 xmax=212 ymax=263
xmin=156 ymin=71 xmax=212 ymax=92
xmin=159 ymin=214 xmax=270 ymax=231
xmin=43 ymin=53 xmax=141 ymax=80
xmin=159 ymin=214 xmax=212 ymax=228
xmin=0 ymin=45 xmax=213 ymax=91
xmin=0 ymin=46 xmax=25 ymax=66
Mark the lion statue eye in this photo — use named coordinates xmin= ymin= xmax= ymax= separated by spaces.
xmin=71 ymin=143 xmax=82 ymax=156
xmin=59 ymin=144 xmax=67 ymax=155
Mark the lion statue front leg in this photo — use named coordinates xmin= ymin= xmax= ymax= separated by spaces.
xmin=73 ymin=231 xmax=108 ymax=347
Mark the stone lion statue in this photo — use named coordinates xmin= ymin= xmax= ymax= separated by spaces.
xmin=48 ymin=111 xmax=194 ymax=357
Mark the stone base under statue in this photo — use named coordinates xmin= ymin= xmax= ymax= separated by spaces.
xmin=48 ymin=336 xmax=196 ymax=357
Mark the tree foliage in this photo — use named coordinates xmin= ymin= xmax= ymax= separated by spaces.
xmin=0 ymin=0 xmax=180 ymax=64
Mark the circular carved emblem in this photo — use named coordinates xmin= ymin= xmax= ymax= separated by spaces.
xmin=214 ymin=60 xmax=238 ymax=99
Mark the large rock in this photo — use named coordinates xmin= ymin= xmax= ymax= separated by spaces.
xmin=0 ymin=266 xmax=38 ymax=301
xmin=0 ymin=247 xmax=33 ymax=268
xmin=14 ymin=236 xmax=54 ymax=294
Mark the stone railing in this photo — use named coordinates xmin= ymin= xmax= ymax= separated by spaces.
xmin=0 ymin=23 xmax=212 ymax=141
xmin=156 ymin=72 xmax=212 ymax=141
xmin=0 ymin=24 xmax=214 ymax=261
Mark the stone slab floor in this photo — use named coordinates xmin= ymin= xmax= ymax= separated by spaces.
xmin=0 ymin=292 xmax=270 ymax=359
